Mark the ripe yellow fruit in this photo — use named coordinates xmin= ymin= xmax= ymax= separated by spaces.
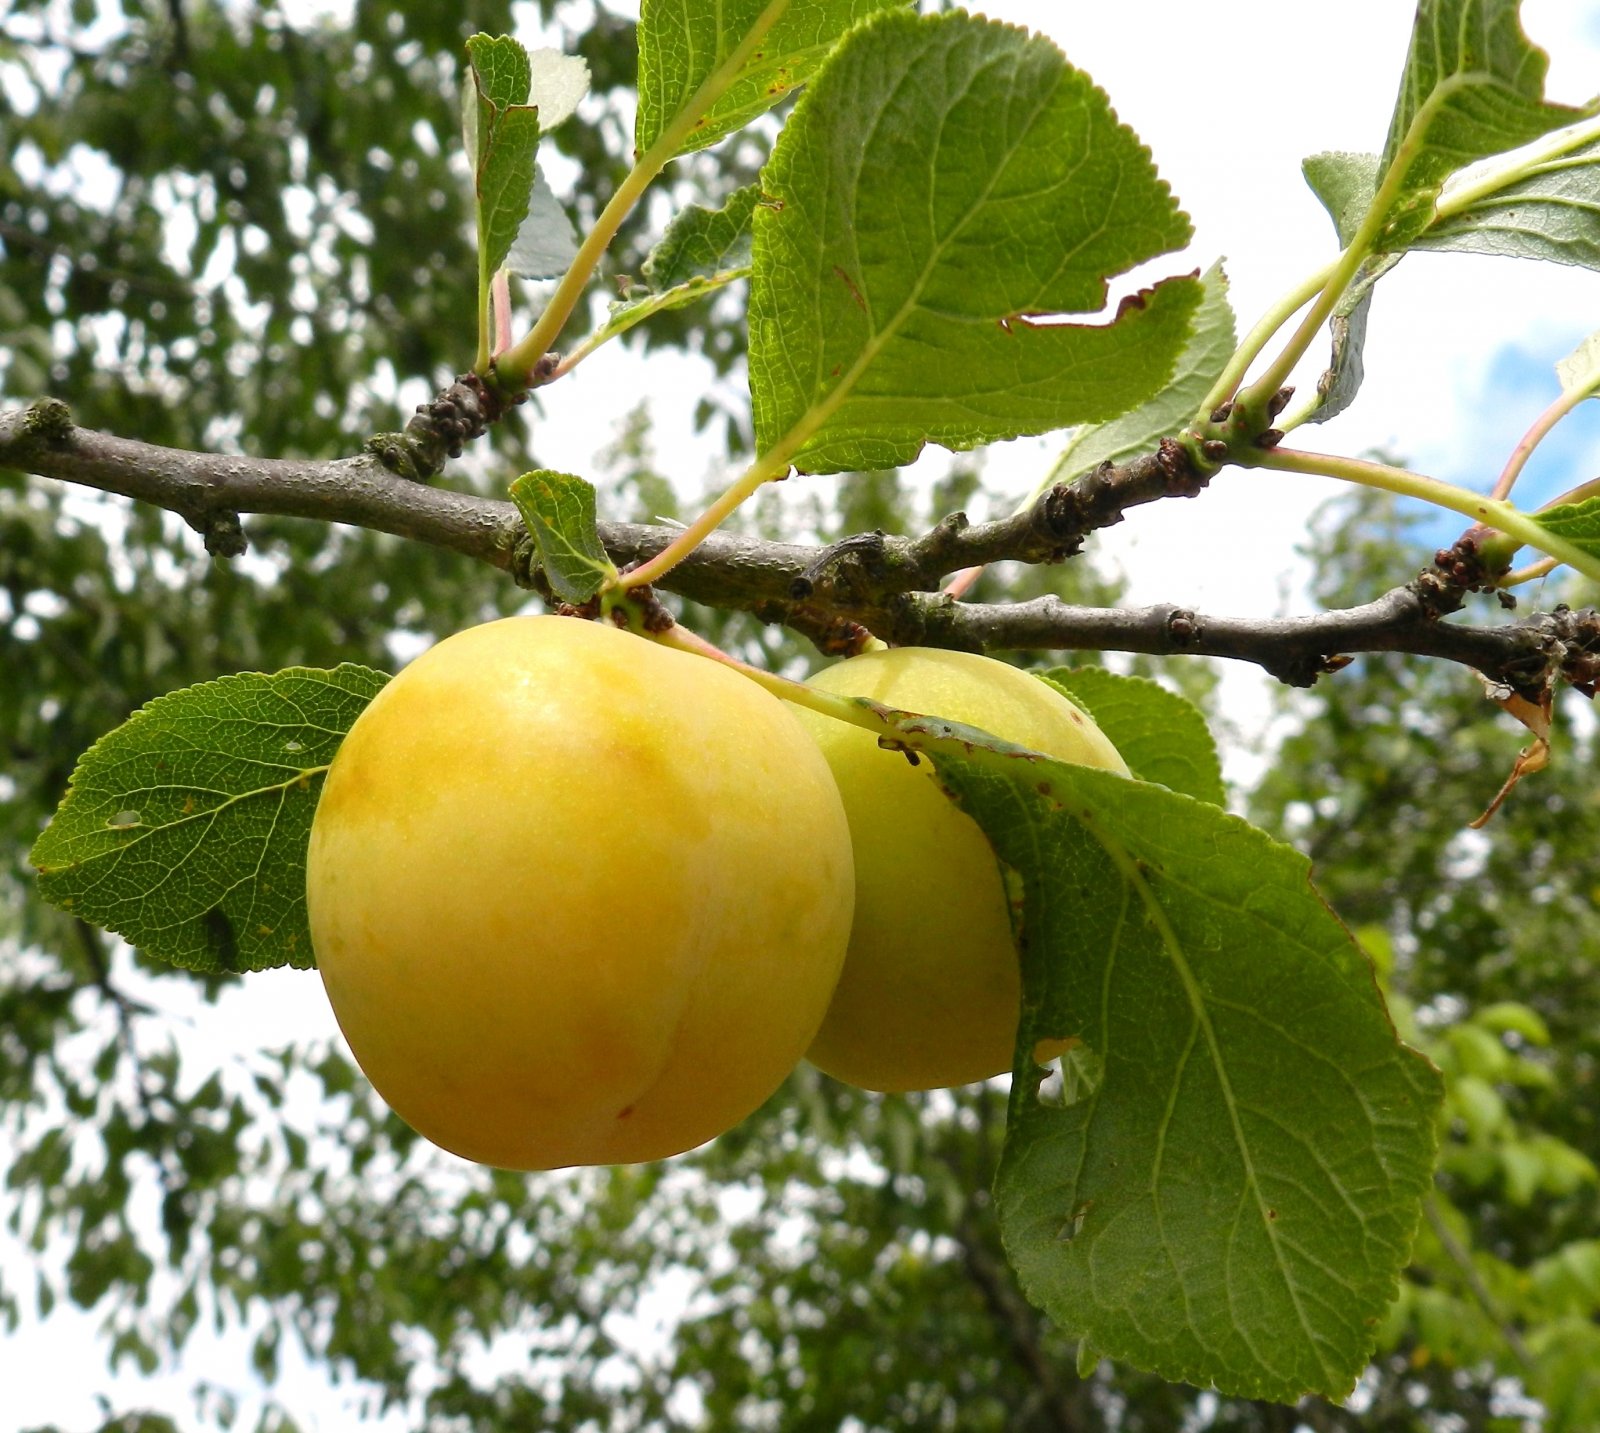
xmin=306 ymin=615 xmax=854 ymax=1170
xmin=796 ymin=649 xmax=1128 ymax=1092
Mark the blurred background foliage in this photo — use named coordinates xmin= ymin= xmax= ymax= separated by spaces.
xmin=1 ymin=1 xmax=1597 ymax=1429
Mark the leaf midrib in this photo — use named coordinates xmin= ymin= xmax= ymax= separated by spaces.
xmin=775 ymin=29 xmax=1065 ymax=463
xmin=1083 ymin=817 xmax=1341 ymax=1388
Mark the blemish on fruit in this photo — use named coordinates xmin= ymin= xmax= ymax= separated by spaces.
xmin=617 ymin=1104 xmax=635 ymax=1120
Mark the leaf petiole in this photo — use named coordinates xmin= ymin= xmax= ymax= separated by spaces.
xmin=1434 ymin=111 xmax=1600 ymax=223
xmin=1198 ymin=262 xmax=1333 ymax=417
xmin=1493 ymin=387 xmax=1594 ymax=502
xmin=493 ymin=0 xmax=792 ymax=388
xmin=1230 ymin=87 xmax=1457 ymax=419
xmin=1252 ymin=445 xmax=1600 ymax=584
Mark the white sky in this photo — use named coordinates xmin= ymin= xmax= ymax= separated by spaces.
xmin=8 ymin=1 xmax=1600 ymax=1428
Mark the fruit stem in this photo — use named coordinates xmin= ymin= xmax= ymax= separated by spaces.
xmin=648 ymin=621 xmax=877 ymax=728
xmin=645 ymin=621 xmax=1034 ymax=780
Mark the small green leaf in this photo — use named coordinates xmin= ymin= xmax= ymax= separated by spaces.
xmin=1045 ymin=263 xmax=1235 ymax=482
xmin=1308 ymin=257 xmax=1402 ymax=426
xmin=464 ymin=34 xmax=542 ymax=284
xmin=1374 ymin=0 xmax=1583 ymax=246
xmin=877 ymin=716 xmax=1440 ymax=1401
xmin=509 ymin=469 xmax=617 ymax=602
xmin=467 ymin=33 xmax=531 ymax=116
xmin=642 ymin=185 xmax=760 ymax=293
xmin=749 ymin=11 xmax=1199 ymax=475
xmin=635 ymin=0 xmax=909 ymax=159
xmin=29 ymin=665 xmax=390 ymax=974
xmin=1298 ymin=152 xmax=1418 ymax=424
xmin=582 ymin=187 xmax=761 ymax=355
xmin=476 ymin=117 xmax=540 ymax=283
xmin=1037 ymin=668 xmax=1225 ymax=807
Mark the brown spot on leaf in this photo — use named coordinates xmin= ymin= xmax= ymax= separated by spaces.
xmin=832 ymin=265 xmax=867 ymax=311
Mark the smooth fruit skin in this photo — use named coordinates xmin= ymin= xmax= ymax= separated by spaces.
xmin=306 ymin=616 xmax=854 ymax=1170
xmin=796 ymin=649 xmax=1128 ymax=1093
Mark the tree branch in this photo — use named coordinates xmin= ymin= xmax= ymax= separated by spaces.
xmin=7 ymin=398 xmax=1599 ymax=696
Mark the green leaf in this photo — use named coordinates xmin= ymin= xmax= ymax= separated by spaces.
xmin=1527 ymin=494 xmax=1600 ymax=558
xmin=1476 ymin=999 xmax=1552 ymax=1046
xmin=509 ymin=469 xmax=617 ymax=602
xmin=1044 ymin=263 xmax=1234 ymax=482
xmin=1309 ymin=258 xmax=1403 ymax=426
xmin=1373 ymin=0 xmax=1583 ymax=246
xmin=582 ymin=187 xmax=761 ymax=355
xmin=1423 ymin=129 xmax=1600 ymax=271
xmin=1312 ymin=128 xmax=1600 ymax=276
xmin=749 ymin=11 xmax=1199 ymax=476
xmin=1037 ymin=668 xmax=1225 ymax=807
xmin=29 ymin=665 xmax=389 ymax=974
xmin=642 ymin=185 xmax=760 ymax=292
xmin=635 ymin=0 xmax=909 ymax=159
xmin=1303 ymin=151 xmax=1384 ymax=249
xmin=464 ymin=34 xmax=542 ymax=284
xmin=885 ymin=720 xmax=1441 ymax=1401
xmin=467 ymin=32 xmax=531 ymax=116
xmin=505 ymin=168 xmax=580 ymax=280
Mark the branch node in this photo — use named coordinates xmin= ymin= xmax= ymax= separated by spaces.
xmin=1156 ymin=436 xmax=1208 ymax=498
xmin=24 ymin=397 xmax=74 ymax=442
xmin=793 ymin=531 xmax=888 ymax=598
xmin=198 ymin=509 xmax=247 ymax=558
xmin=365 ymin=432 xmax=429 ymax=481
xmin=509 ymin=531 xmax=551 ymax=595
xmin=1165 ymin=608 xmax=1199 ymax=645
xmin=369 ymin=373 xmax=512 ymax=482
xmin=1414 ymin=526 xmax=1507 ymax=618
